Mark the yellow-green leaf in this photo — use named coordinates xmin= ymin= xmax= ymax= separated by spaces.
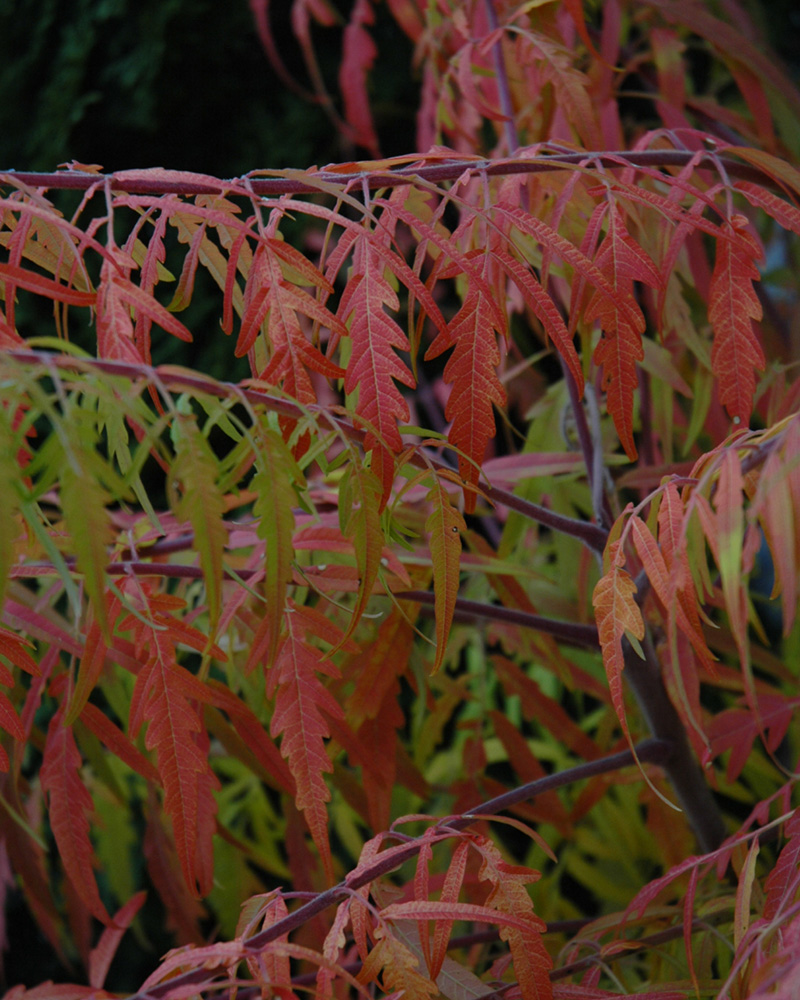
xmin=171 ymin=413 xmax=226 ymax=631
xmin=426 ymin=480 xmax=465 ymax=674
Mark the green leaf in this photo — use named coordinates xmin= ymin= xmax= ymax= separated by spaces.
xmin=253 ymin=427 xmax=303 ymax=666
xmin=170 ymin=412 xmax=227 ymax=631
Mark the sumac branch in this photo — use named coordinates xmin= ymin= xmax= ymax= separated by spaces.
xmin=1 ymin=2 xmax=799 ymax=998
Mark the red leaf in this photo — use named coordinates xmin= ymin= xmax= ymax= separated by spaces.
xmin=79 ymin=702 xmax=160 ymax=785
xmin=340 ymin=0 xmax=380 ymax=155
xmin=496 ymin=246 xmax=583 ymax=393
xmin=708 ymin=695 xmax=799 ymax=783
xmin=0 ymin=261 xmax=95 ymax=307
xmin=143 ymin=795 xmax=206 ymax=944
xmin=429 ymin=840 xmax=469 ymax=979
xmin=736 ymin=181 xmax=800 ymax=235
xmin=237 ymin=240 xmax=346 ymax=410
xmin=269 ymin=600 xmax=345 ymax=883
xmin=0 ymin=309 xmax=24 ymax=348
xmin=709 ymin=221 xmax=765 ymax=425
xmin=425 ymin=252 xmax=507 ymax=514
xmin=128 ymin=601 xmax=219 ymax=898
xmin=114 ymin=267 xmax=193 ymax=344
xmin=494 ymin=655 xmax=605 ymax=759
xmin=381 ymin=899 xmax=544 ymax=933
xmin=40 ymin=707 xmax=111 ymax=924
xmin=764 ymin=808 xmax=800 ymax=920
xmin=88 ymin=892 xmax=146 ymax=989
xmin=0 ymin=624 xmax=40 ymax=677
xmin=67 ymin=598 xmax=121 ymax=724
xmin=340 ymin=233 xmax=415 ymax=504
xmin=96 ymin=257 xmax=141 ymax=363
xmin=588 ymin=209 xmax=661 ymax=459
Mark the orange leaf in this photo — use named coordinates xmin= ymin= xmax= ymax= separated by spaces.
xmin=593 ymin=536 xmax=644 ymax=738
xmin=631 ymin=513 xmax=716 ymax=677
xmin=477 ymin=837 xmax=552 ymax=1000
xmin=709 ymin=222 xmax=765 ymax=425
xmin=359 ymin=927 xmax=438 ymax=1000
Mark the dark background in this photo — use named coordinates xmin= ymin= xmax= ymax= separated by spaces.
xmin=0 ymin=0 xmax=419 ymax=176
xmin=1 ymin=0 xmax=798 ymax=179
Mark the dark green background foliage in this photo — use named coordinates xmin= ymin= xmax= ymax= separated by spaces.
xmin=0 ymin=0 xmax=420 ymax=175
xmin=0 ymin=0 xmax=420 ymax=385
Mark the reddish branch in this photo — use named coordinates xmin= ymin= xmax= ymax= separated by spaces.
xmin=0 ymin=148 xmax=777 ymax=198
xmin=399 ymin=589 xmax=599 ymax=648
xmin=126 ymin=738 xmax=673 ymax=1000
xmin=9 ymin=560 xmax=599 ymax=650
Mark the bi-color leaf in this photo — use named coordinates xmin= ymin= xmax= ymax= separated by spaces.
xmin=425 ymin=479 xmax=465 ymax=673
xmin=593 ymin=534 xmax=644 ymax=738
xmin=251 ymin=428 xmax=303 ymax=667
xmin=476 ymin=836 xmax=552 ymax=1000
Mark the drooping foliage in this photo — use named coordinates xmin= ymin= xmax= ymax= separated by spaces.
xmin=1 ymin=2 xmax=800 ymax=998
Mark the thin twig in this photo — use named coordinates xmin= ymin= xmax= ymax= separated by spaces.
xmin=125 ymin=739 xmax=673 ymax=1000
xmin=4 ymin=350 xmax=609 ymax=552
xmin=622 ymin=632 xmax=727 ymax=854
xmin=398 ymin=589 xmax=599 ymax=648
xmin=483 ymin=0 xmax=519 ymax=155
xmin=0 ymin=149 xmax=777 ymax=197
